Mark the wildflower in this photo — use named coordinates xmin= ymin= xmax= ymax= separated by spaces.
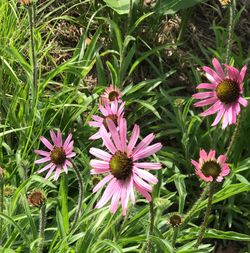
xmin=191 ymin=149 xmax=230 ymax=182
xmin=88 ymin=100 xmax=125 ymax=140
xmin=101 ymin=85 xmax=122 ymax=104
xmin=34 ymin=130 xmax=76 ymax=180
xmin=28 ymin=189 xmax=46 ymax=207
xmin=90 ymin=118 xmax=162 ymax=215
xmin=193 ymin=58 xmax=248 ymax=129
xmin=219 ymin=0 xmax=231 ymax=6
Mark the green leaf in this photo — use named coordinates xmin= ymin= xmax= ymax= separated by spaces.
xmin=155 ymin=0 xmax=205 ymax=15
xmin=103 ymin=0 xmax=136 ymax=15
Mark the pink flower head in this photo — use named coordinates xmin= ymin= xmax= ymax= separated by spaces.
xmin=101 ymin=85 xmax=122 ymax=104
xmin=191 ymin=149 xmax=230 ymax=182
xmin=89 ymin=118 xmax=162 ymax=215
xmin=193 ymin=58 xmax=248 ymax=129
xmin=88 ymin=100 xmax=125 ymax=140
xmin=34 ymin=130 xmax=76 ymax=180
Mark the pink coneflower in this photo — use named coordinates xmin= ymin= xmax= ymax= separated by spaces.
xmin=89 ymin=118 xmax=162 ymax=215
xmin=193 ymin=58 xmax=248 ymax=129
xmin=34 ymin=130 xmax=76 ymax=180
xmin=88 ymin=100 xmax=125 ymax=140
xmin=191 ymin=149 xmax=230 ymax=182
xmin=101 ymin=85 xmax=122 ymax=104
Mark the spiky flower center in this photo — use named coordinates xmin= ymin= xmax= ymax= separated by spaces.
xmin=216 ymin=79 xmax=240 ymax=104
xmin=110 ymin=151 xmax=133 ymax=180
xmin=50 ymin=147 xmax=66 ymax=165
xmin=108 ymin=91 xmax=119 ymax=101
xmin=103 ymin=114 xmax=118 ymax=129
xmin=201 ymin=160 xmax=221 ymax=179
xmin=28 ymin=191 xmax=46 ymax=207
xmin=169 ymin=214 xmax=182 ymax=227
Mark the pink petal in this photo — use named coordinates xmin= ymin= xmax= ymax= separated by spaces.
xmin=192 ymin=91 xmax=215 ymax=99
xmin=222 ymin=109 xmax=229 ymax=129
xmin=121 ymin=180 xmax=130 ymax=216
xmin=194 ymin=97 xmax=218 ymax=107
xmin=217 ymin=155 xmax=227 ymax=165
xmin=200 ymin=100 xmax=222 ymax=117
xmin=119 ymin=118 xmax=127 ymax=152
xmin=191 ymin=159 xmax=200 ymax=169
xmin=211 ymin=107 xmax=226 ymax=126
xmin=63 ymin=163 xmax=68 ymax=174
xmin=196 ymin=83 xmax=217 ymax=90
xmin=134 ymin=162 xmax=162 ymax=170
xmin=54 ymin=167 xmax=62 ymax=181
xmin=110 ymin=182 xmax=121 ymax=214
xmin=99 ymin=105 xmax=109 ymax=116
xmin=93 ymin=174 xmax=114 ymax=193
xmin=34 ymin=150 xmax=50 ymax=157
xmin=90 ymin=159 xmax=110 ymax=169
xmin=203 ymin=66 xmax=222 ymax=84
xmin=63 ymin=133 xmax=73 ymax=149
xmin=92 ymin=115 xmax=103 ymax=122
xmin=106 ymin=119 xmax=121 ymax=150
xmin=238 ymin=97 xmax=248 ymax=107
xmin=45 ymin=165 xmax=56 ymax=179
xmin=91 ymin=168 xmax=110 ymax=175
xmin=133 ymin=174 xmax=152 ymax=192
xmin=225 ymin=65 xmax=240 ymax=82
xmin=37 ymin=162 xmax=53 ymax=173
xmin=35 ymin=156 xmax=51 ymax=164
xmin=133 ymin=133 xmax=155 ymax=155
xmin=212 ymin=58 xmax=225 ymax=79
xmin=96 ymin=178 xmax=117 ymax=208
xmin=89 ymin=147 xmax=111 ymax=161
xmin=134 ymin=182 xmax=152 ymax=202
xmin=40 ymin=136 xmax=54 ymax=150
xmin=56 ymin=130 xmax=63 ymax=147
xmin=239 ymin=65 xmax=247 ymax=83
xmin=89 ymin=131 xmax=101 ymax=140
xmin=65 ymin=160 xmax=73 ymax=168
xmin=66 ymin=152 xmax=76 ymax=158
xmin=127 ymin=124 xmax=140 ymax=154
xmin=133 ymin=143 xmax=162 ymax=161
xmin=207 ymin=150 xmax=216 ymax=160
xmin=50 ymin=130 xmax=58 ymax=146
xmin=199 ymin=149 xmax=207 ymax=161
xmin=133 ymin=167 xmax=158 ymax=184
xmin=88 ymin=121 xmax=102 ymax=127
xmin=99 ymin=126 xmax=117 ymax=154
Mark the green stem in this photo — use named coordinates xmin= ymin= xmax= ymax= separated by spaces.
xmin=225 ymin=111 xmax=243 ymax=160
xmin=225 ymin=0 xmax=235 ymax=65
xmin=195 ymin=183 xmax=214 ymax=248
xmin=69 ymin=161 xmax=84 ymax=234
xmin=181 ymin=184 xmax=209 ymax=228
xmin=172 ymin=227 xmax=179 ymax=248
xmin=27 ymin=4 xmax=38 ymax=109
xmin=38 ymin=204 xmax=46 ymax=253
xmin=146 ymin=200 xmax=155 ymax=253
xmin=0 ymin=168 xmax=4 ymax=240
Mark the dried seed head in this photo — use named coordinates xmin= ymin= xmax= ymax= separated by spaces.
xmin=28 ymin=189 xmax=46 ymax=207
xmin=169 ymin=214 xmax=182 ymax=227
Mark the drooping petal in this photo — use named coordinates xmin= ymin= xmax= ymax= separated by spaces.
xmin=90 ymin=159 xmax=110 ymax=169
xmin=133 ymin=162 xmax=162 ymax=170
xmin=133 ymin=143 xmax=162 ymax=161
xmin=200 ymin=100 xmax=222 ymax=117
xmin=192 ymin=91 xmax=216 ymax=99
xmin=196 ymin=83 xmax=217 ymax=90
xmin=194 ymin=97 xmax=218 ymax=107
xmin=134 ymin=182 xmax=152 ymax=202
xmin=93 ymin=174 xmax=114 ymax=193
xmin=35 ymin=156 xmax=51 ymax=164
xmin=37 ymin=162 xmax=53 ymax=173
xmin=133 ymin=167 xmax=158 ymax=184
xmin=238 ymin=97 xmax=248 ymax=107
xmin=34 ymin=150 xmax=50 ymax=157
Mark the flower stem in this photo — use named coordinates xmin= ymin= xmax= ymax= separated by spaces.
xmin=27 ymin=4 xmax=38 ymax=109
xmin=181 ymin=183 xmax=209 ymax=228
xmin=226 ymin=111 xmax=243 ymax=160
xmin=69 ymin=161 xmax=84 ymax=234
xmin=172 ymin=227 xmax=179 ymax=248
xmin=225 ymin=0 xmax=235 ymax=65
xmin=146 ymin=200 xmax=155 ymax=253
xmin=38 ymin=204 xmax=46 ymax=253
xmin=195 ymin=182 xmax=214 ymax=248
